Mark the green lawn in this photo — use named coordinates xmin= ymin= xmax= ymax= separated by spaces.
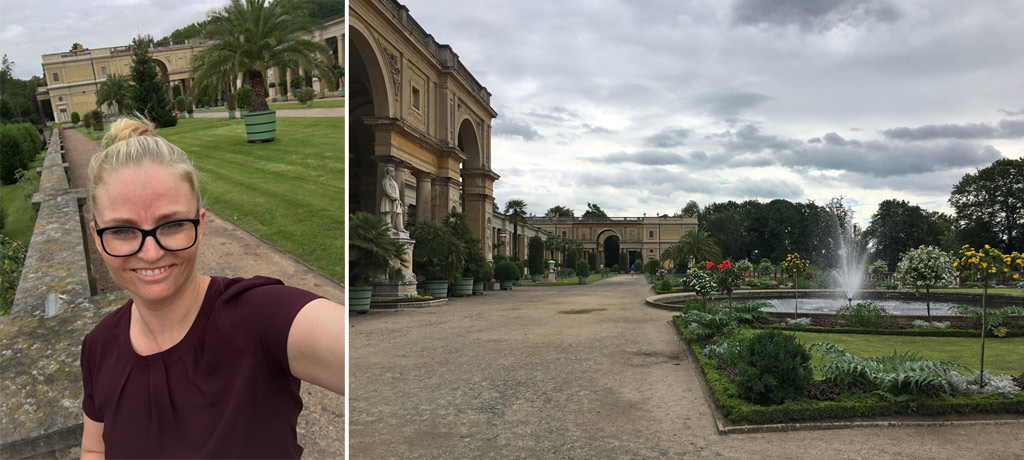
xmin=194 ymin=98 xmax=345 ymax=113
xmin=158 ymin=117 xmax=345 ymax=282
xmin=934 ymin=287 xmax=1022 ymax=295
xmin=0 ymin=154 xmax=44 ymax=244
xmin=790 ymin=331 xmax=1024 ymax=375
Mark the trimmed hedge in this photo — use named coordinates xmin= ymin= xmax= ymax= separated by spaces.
xmin=673 ymin=316 xmax=1024 ymax=424
xmin=0 ymin=123 xmax=43 ymax=184
xmin=752 ymin=323 xmax=1024 ymax=338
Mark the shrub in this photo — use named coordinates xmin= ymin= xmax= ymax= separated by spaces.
xmin=786 ymin=317 xmax=812 ymax=326
xmin=174 ymin=95 xmax=186 ymax=112
xmin=947 ymin=372 xmax=1021 ymax=397
xmin=410 ymin=220 xmax=465 ymax=283
xmin=684 ymin=310 xmax=739 ymax=342
xmin=494 ymin=261 xmax=519 ymax=282
xmin=618 ymin=251 xmax=627 ymax=272
xmin=71 ymin=112 xmax=80 ymax=124
xmin=226 ymin=93 xmax=237 ymax=111
xmin=645 ymin=258 xmax=659 ymax=276
xmin=0 ymin=124 xmax=41 ymax=184
xmin=912 ymin=320 xmax=951 ymax=329
xmin=1 ymin=235 xmax=27 ymax=315
xmin=948 ymin=305 xmax=1024 ymax=332
xmin=575 ymin=260 xmax=590 ymax=278
xmin=90 ymin=108 xmax=104 ymax=132
xmin=527 ymin=235 xmax=544 ymax=275
xmin=812 ymin=343 xmax=963 ymax=397
xmin=298 ymin=88 xmax=316 ymax=104
xmin=836 ymin=301 xmax=892 ymax=328
xmin=514 ymin=261 xmax=525 ymax=278
xmin=236 ymin=86 xmax=252 ymax=110
xmin=735 ymin=329 xmax=813 ymax=405
xmin=805 ymin=379 xmax=846 ymax=401
xmin=81 ymin=111 xmax=93 ymax=130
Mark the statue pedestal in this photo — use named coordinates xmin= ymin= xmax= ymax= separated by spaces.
xmin=372 ymin=235 xmax=417 ymax=298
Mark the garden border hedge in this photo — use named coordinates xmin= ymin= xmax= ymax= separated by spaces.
xmin=750 ymin=323 xmax=1024 ymax=338
xmin=673 ymin=316 xmax=1024 ymax=426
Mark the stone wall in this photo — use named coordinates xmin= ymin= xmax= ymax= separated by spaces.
xmin=0 ymin=129 xmax=126 ymax=458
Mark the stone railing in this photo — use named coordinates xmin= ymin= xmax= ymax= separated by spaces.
xmin=0 ymin=129 xmax=126 ymax=458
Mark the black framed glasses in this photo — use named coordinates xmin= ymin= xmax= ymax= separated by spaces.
xmin=94 ymin=215 xmax=200 ymax=257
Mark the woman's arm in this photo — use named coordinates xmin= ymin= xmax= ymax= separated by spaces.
xmin=81 ymin=412 xmax=104 ymax=459
xmin=287 ymin=298 xmax=346 ymax=395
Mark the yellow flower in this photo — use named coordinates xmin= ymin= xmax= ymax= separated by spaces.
xmin=1014 ymin=274 xmax=1020 ymax=280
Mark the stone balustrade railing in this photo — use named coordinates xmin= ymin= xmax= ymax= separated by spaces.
xmin=1 ymin=129 xmax=126 ymax=458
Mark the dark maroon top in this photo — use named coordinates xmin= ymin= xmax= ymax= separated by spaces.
xmin=81 ymin=276 xmax=321 ymax=459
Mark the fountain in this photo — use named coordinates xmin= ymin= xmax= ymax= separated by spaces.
xmin=827 ymin=198 xmax=869 ymax=306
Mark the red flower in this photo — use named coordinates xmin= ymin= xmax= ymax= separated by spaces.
xmin=705 ymin=261 xmax=714 ymax=269
xmin=722 ymin=260 xmax=731 ymax=268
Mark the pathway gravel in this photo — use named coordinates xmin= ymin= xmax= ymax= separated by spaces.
xmin=349 ymin=274 xmax=1022 ymax=459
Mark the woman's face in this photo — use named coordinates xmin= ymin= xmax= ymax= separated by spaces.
xmin=90 ymin=162 xmax=204 ymax=308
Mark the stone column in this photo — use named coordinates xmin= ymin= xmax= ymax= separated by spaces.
xmin=414 ymin=171 xmax=433 ymax=224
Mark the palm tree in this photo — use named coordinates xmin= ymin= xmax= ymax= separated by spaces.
xmin=95 ymin=74 xmax=131 ymax=113
xmin=190 ymin=0 xmax=335 ymax=114
xmin=674 ymin=229 xmax=722 ymax=267
xmin=504 ymin=198 xmax=527 ymax=259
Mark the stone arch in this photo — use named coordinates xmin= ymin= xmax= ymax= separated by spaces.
xmin=348 ymin=23 xmax=395 ymax=215
xmin=457 ymin=117 xmax=482 ymax=169
xmin=595 ymin=228 xmax=622 ymax=245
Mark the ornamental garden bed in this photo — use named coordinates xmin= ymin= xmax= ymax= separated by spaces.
xmin=671 ymin=305 xmax=1024 ymax=430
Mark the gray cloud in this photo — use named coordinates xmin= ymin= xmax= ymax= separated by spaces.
xmin=585 ymin=150 xmax=686 ymax=166
xmin=581 ymin=123 xmax=613 ymax=134
xmin=731 ymin=178 xmax=805 ymax=201
xmin=732 ymin=0 xmax=902 ymax=31
xmin=692 ymin=91 xmax=771 ymax=117
xmin=881 ymin=120 xmax=1024 ymax=140
xmin=493 ymin=118 xmax=543 ymax=141
xmin=999 ymin=108 xmax=1024 ymax=116
xmin=526 ymin=105 xmax=579 ymax=122
xmin=643 ymin=127 xmax=692 ymax=148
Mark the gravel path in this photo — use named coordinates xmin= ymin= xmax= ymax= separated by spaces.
xmin=350 ymin=274 xmax=1023 ymax=459
xmin=61 ymin=128 xmax=345 ymax=458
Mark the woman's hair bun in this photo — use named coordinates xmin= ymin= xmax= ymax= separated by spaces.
xmin=104 ymin=115 xmax=158 ymax=146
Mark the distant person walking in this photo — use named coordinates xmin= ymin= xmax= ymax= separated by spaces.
xmin=630 ymin=264 xmax=635 ymax=276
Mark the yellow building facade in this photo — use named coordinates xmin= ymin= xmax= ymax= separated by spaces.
xmin=525 ymin=216 xmax=699 ymax=269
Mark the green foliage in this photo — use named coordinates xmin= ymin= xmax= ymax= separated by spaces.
xmin=581 ymin=202 xmax=607 ymax=218
xmin=290 ymin=74 xmax=303 ymax=90
xmin=895 ymin=246 xmax=957 ymax=290
xmin=618 ymin=251 xmax=627 ymax=272
xmin=90 ymin=108 xmax=104 ymax=132
xmin=476 ymin=262 xmax=494 ymax=282
xmin=575 ymin=259 xmax=590 ymax=277
xmin=868 ymin=259 xmax=889 ymax=278
xmin=564 ymin=245 xmax=579 ymax=269
xmin=298 ymin=88 xmax=316 ymax=104
xmin=81 ymin=111 xmax=93 ymax=130
xmin=948 ymin=304 xmax=1024 ymax=331
xmin=665 ymin=229 xmax=720 ymax=267
xmin=949 ymin=157 xmax=1024 ymax=252
xmin=0 ymin=124 xmax=41 ymax=184
xmin=191 ymin=0 xmax=335 ymax=113
xmin=735 ymin=329 xmax=813 ymax=405
xmin=236 ymin=86 xmax=251 ymax=109
xmin=527 ymin=235 xmax=544 ymax=275
xmin=863 ymin=199 xmax=950 ymax=270
xmin=95 ymin=73 xmax=131 ymax=113
xmin=683 ymin=310 xmax=736 ymax=341
xmin=645 ymin=258 xmax=659 ymax=276
xmin=687 ymin=267 xmax=717 ymax=303
xmin=544 ymin=205 xmax=574 ymax=217
xmin=225 ymin=92 xmax=237 ymax=111
xmin=444 ymin=212 xmax=484 ymax=278
xmin=836 ymin=301 xmax=893 ymax=328
xmin=0 ymin=55 xmax=45 ymax=125
xmin=410 ymin=220 xmax=465 ymax=283
xmin=348 ymin=212 xmax=406 ymax=286
xmin=494 ymin=261 xmax=519 ymax=281
xmin=128 ymin=35 xmax=176 ymax=127
xmin=587 ymin=252 xmax=596 ymax=271
xmin=812 ymin=343 xmax=964 ymax=397
xmin=70 ymin=112 xmax=80 ymax=124
xmin=174 ymin=95 xmax=187 ymax=112
xmin=1 ymin=234 xmax=27 ymax=315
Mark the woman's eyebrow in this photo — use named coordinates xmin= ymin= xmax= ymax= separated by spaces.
xmin=97 ymin=210 xmax=195 ymax=227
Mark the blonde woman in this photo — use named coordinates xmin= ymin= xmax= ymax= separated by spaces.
xmin=79 ymin=117 xmax=344 ymax=458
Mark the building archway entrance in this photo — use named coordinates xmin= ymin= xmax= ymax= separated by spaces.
xmin=348 ymin=25 xmax=390 ymax=215
xmin=603 ymin=235 xmax=620 ymax=270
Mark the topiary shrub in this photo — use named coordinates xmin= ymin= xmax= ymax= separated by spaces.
xmin=575 ymin=260 xmax=590 ymax=278
xmin=645 ymin=258 xmax=660 ymax=276
xmin=527 ymin=235 xmax=544 ymax=275
xmin=71 ymin=112 xmax=80 ymax=125
xmin=237 ymin=86 xmax=252 ymax=110
xmin=735 ymin=329 xmax=813 ymax=405
xmin=836 ymin=301 xmax=892 ymax=328
xmin=494 ymin=261 xmax=519 ymax=282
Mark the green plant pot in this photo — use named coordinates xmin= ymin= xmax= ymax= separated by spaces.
xmin=243 ymin=110 xmax=276 ymax=143
xmin=531 ymin=274 xmax=543 ymax=282
xmin=500 ymin=280 xmax=513 ymax=290
xmin=339 ymin=90 xmax=345 ymax=97
xmin=578 ymin=277 xmax=588 ymax=285
xmin=306 ymin=100 xmax=313 ymax=108
xmin=451 ymin=277 xmax=474 ymax=297
xmin=512 ymin=279 xmax=522 ymax=286
xmin=317 ymin=92 xmax=325 ymax=99
xmin=240 ymin=109 xmax=249 ymax=116
xmin=472 ymin=281 xmax=484 ymax=295
xmin=188 ymin=113 xmax=194 ymax=119
xmin=227 ymin=110 xmax=236 ymax=119
xmin=423 ymin=279 xmax=449 ymax=298
xmin=349 ymin=285 xmax=371 ymax=314
xmin=281 ymin=95 xmax=288 ymax=101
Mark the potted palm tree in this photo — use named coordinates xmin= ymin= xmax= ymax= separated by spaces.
xmin=474 ymin=263 xmax=493 ymax=295
xmin=349 ymin=212 xmax=407 ymax=313
xmin=190 ymin=0 xmax=335 ymax=143
xmin=411 ymin=220 xmax=466 ymax=298
xmin=445 ymin=212 xmax=483 ymax=297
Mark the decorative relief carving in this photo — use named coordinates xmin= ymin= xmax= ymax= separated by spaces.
xmin=385 ymin=47 xmax=401 ymax=102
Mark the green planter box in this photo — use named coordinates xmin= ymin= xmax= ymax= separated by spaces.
xmin=349 ymin=286 xmax=371 ymax=313
xmin=451 ymin=277 xmax=474 ymax=297
xmin=423 ymin=280 xmax=449 ymax=298
xmin=243 ymin=110 xmax=277 ymax=143
xmin=578 ymin=277 xmax=588 ymax=285
xmin=472 ymin=281 xmax=484 ymax=295
xmin=499 ymin=280 xmax=513 ymax=290
xmin=531 ymin=274 xmax=543 ymax=282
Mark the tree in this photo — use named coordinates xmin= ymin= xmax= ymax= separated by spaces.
xmin=128 ymin=35 xmax=176 ymax=128
xmin=527 ymin=235 xmax=545 ymax=276
xmin=677 ymin=229 xmax=721 ymax=266
xmin=191 ymin=0 xmax=336 ymax=114
xmin=949 ymin=157 xmax=1024 ymax=253
xmin=96 ymin=74 xmax=132 ymax=113
xmin=503 ymin=198 xmax=527 ymax=259
xmin=863 ymin=199 xmax=947 ymax=271
xmin=70 ymin=42 xmax=83 ymax=52
xmin=581 ymin=202 xmax=608 ymax=218
xmin=893 ymin=246 xmax=957 ymax=321
xmin=545 ymin=205 xmax=574 ymax=217
xmin=678 ymin=200 xmax=701 ymax=218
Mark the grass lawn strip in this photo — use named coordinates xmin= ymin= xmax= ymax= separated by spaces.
xmin=194 ymin=98 xmax=345 ymax=113
xmin=522 ymin=273 xmax=616 ymax=286
xmin=673 ymin=317 xmax=1024 ymax=425
xmin=158 ymin=118 xmax=345 ymax=282
xmin=0 ymin=155 xmax=43 ymax=244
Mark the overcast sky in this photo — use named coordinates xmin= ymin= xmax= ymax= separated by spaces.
xmin=401 ymin=0 xmax=1024 ymax=226
xmin=0 ymin=0 xmax=225 ymax=79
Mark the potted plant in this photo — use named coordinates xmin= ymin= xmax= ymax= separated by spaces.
xmin=576 ymin=260 xmax=591 ymax=284
xmin=299 ymin=88 xmax=316 ymax=108
xmin=495 ymin=261 xmax=519 ymax=290
xmin=528 ymin=236 xmax=545 ymax=282
xmin=71 ymin=111 xmax=80 ymax=127
xmin=474 ymin=263 xmax=493 ymax=295
xmin=349 ymin=212 xmax=408 ymax=313
xmin=174 ymin=96 xmax=186 ymax=119
xmin=445 ymin=212 xmax=484 ymax=297
xmin=290 ymin=75 xmax=303 ymax=97
xmin=90 ymin=108 xmax=105 ymax=137
xmin=410 ymin=220 xmax=466 ymax=298
xmin=513 ymin=260 xmax=525 ymax=286
xmin=226 ymin=93 xmax=237 ymax=119
xmin=237 ymin=86 xmax=251 ymax=117
xmin=186 ymin=99 xmax=194 ymax=119
xmin=81 ymin=111 xmax=93 ymax=134
xmin=279 ymin=80 xmax=288 ymax=101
